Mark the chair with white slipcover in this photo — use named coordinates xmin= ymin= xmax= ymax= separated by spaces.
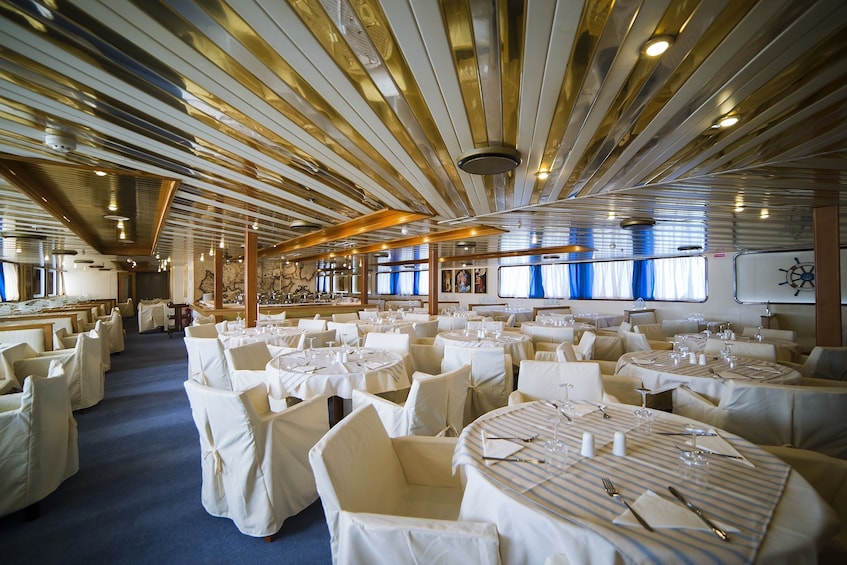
xmin=409 ymin=342 xmax=444 ymax=376
xmin=184 ymin=336 xmax=232 ymax=390
xmin=741 ymin=327 xmax=797 ymax=342
xmin=308 ymin=404 xmax=500 ymax=565
xmin=225 ymin=341 xmax=272 ymax=393
xmin=437 ymin=315 xmax=467 ymax=331
xmin=0 ymin=370 xmax=79 ymax=519
xmin=185 ymin=323 xmax=219 ymax=338
xmin=332 ymin=312 xmax=359 ymax=323
xmin=441 ymin=346 xmax=513 ymax=426
xmin=508 ymin=360 xmax=606 ymax=405
xmin=573 ymin=330 xmax=596 ymax=361
xmin=628 ymin=311 xmax=657 ymax=326
xmin=411 ymin=319 xmax=439 ymax=342
xmin=183 ymin=380 xmax=328 ymax=539
xmin=327 ymin=322 xmax=359 ymax=347
xmin=703 ymin=338 xmax=776 ymax=362
xmin=784 ymin=346 xmax=847 ymax=381
xmin=297 ymin=328 xmax=337 ymax=350
xmin=297 ymin=318 xmax=328 ymax=331
xmin=352 ymin=366 xmax=470 ymax=437
xmin=15 ymin=331 xmax=105 ymax=411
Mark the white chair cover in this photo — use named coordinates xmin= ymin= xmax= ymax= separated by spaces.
xmin=193 ymin=313 xmax=217 ymax=325
xmin=409 ymin=343 xmax=444 ymax=376
xmin=327 ymin=322 xmax=359 ymax=346
xmin=184 ymin=336 xmax=232 ymax=389
xmin=332 ymin=312 xmax=359 ymax=323
xmin=358 ymin=310 xmax=378 ymax=321
xmin=621 ymin=331 xmax=651 ymax=353
xmin=437 ymin=316 xmax=467 ymax=331
xmin=521 ymin=324 xmax=574 ymax=344
xmin=297 ymin=328 xmax=337 ymax=349
xmin=14 ymin=332 xmax=104 ymax=411
xmin=742 ymin=327 xmax=797 ymax=341
xmin=308 ymin=404 xmax=500 ymax=565
xmin=442 ymin=346 xmax=512 ymax=426
xmin=411 ymin=319 xmax=439 ymax=341
xmin=704 ymin=338 xmax=777 ymax=361
xmin=185 ymin=324 xmax=219 ymax=338
xmin=352 ymin=366 xmax=470 ymax=437
xmin=633 ymin=323 xmax=666 ymax=341
xmin=628 ymin=311 xmax=657 ymax=326
xmin=574 ymin=331 xmax=596 ymax=360
xmin=183 ymin=381 xmax=328 ymax=537
xmin=298 ymin=318 xmax=328 ymax=331
xmin=363 ymin=332 xmax=411 ymax=355
xmin=673 ymin=379 xmax=847 ymax=460
xmin=797 ymin=346 xmax=847 ymax=380
xmin=556 ymin=342 xmax=578 ymax=362
xmin=403 ymin=313 xmax=432 ymax=322
xmin=0 ymin=372 xmax=79 ymax=518
xmin=509 ymin=360 xmax=604 ymax=405
xmin=661 ymin=319 xmax=699 ymax=336
xmin=225 ymin=341 xmax=271 ymax=371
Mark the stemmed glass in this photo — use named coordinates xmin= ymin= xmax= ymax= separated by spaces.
xmin=635 ymin=386 xmax=653 ymax=432
xmin=306 ymin=336 xmax=315 ymax=362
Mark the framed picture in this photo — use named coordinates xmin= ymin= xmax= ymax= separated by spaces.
xmin=455 ymin=269 xmax=472 ymax=293
xmin=441 ymin=269 xmax=453 ymax=293
xmin=473 ymin=268 xmax=487 ymax=294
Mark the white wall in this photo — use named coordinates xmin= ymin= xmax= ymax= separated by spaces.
xmin=63 ymin=267 xmax=117 ymax=299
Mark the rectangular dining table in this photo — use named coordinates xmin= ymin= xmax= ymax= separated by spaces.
xmin=453 ymin=401 xmax=838 ymax=565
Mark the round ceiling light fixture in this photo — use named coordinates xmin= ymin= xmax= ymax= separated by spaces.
xmin=44 ymin=132 xmax=77 ymax=153
xmin=456 ymin=146 xmax=522 ymax=175
xmin=290 ymin=219 xmax=321 ymax=232
xmin=619 ymin=218 xmax=656 ymax=229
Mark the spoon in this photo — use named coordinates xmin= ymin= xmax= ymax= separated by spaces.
xmin=597 ymin=405 xmax=611 ymax=419
xmin=708 ymin=368 xmax=725 ymax=382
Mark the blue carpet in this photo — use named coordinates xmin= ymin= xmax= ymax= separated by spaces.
xmin=0 ymin=318 xmax=332 ymax=564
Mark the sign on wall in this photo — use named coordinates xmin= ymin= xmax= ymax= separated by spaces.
xmin=735 ymin=248 xmax=847 ymax=304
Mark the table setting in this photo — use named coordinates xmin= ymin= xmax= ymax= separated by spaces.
xmin=218 ymin=325 xmax=304 ymax=349
xmin=453 ymin=399 xmax=835 ymax=565
xmin=435 ymin=329 xmax=535 ymax=365
xmin=615 ymin=349 xmax=802 ymax=403
xmin=266 ymin=346 xmax=409 ymax=400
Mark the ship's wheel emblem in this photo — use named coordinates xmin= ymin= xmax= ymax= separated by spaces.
xmin=779 ymin=257 xmax=815 ymax=296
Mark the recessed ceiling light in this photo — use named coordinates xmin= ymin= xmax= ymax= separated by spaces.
xmin=104 ymin=214 xmax=130 ymax=221
xmin=535 ymin=169 xmax=550 ymax=180
xmin=94 ymin=170 xmax=107 ymax=176
xmin=713 ymin=114 xmax=740 ymax=129
xmin=642 ymin=36 xmax=673 ymax=57
xmin=456 ymin=146 xmax=521 ymax=175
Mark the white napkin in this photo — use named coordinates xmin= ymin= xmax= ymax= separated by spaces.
xmin=613 ymin=490 xmax=739 ymax=532
xmin=566 ymin=403 xmax=598 ymax=418
xmin=292 ymin=365 xmax=317 ymax=373
xmin=695 ymin=432 xmax=755 ymax=467
xmin=631 ymin=357 xmax=656 ymax=365
xmin=482 ymin=431 xmax=523 ymax=465
xmin=743 ymin=364 xmax=782 ymax=375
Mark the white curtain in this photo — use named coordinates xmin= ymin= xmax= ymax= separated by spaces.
xmin=540 ymin=264 xmax=570 ymax=298
xmin=397 ymin=271 xmax=414 ymax=295
xmin=498 ymin=265 xmax=530 ymax=298
xmin=592 ymin=260 xmax=633 ymax=299
xmin=376 ymin=272 xmax=391 ymax=294
xmin=654 ymin=257 xmax=707 ymax=300
xmin=2 ymin=262 xmax=19 ymax=301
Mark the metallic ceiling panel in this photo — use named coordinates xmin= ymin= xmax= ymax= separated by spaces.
xmin=0 ymin=0 xmax=844 ymax=271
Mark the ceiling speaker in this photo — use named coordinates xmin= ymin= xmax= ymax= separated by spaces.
xmin=457 ymin=146 xmax=521 ymax=175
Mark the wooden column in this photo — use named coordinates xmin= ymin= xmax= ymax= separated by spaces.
xmin=244 ymin=230 xmax=258 ymax=328
xmin=359 ymin=254 xmax=369 ymax=305
xmin=813 ymin=205 xmax=842 ymax=346
xmin=214 ymin=246 xmax=223 ymax=309
xmin=428 ymin=243 xmax=439 ymax=315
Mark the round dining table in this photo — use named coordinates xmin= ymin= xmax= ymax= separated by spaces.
xmin=520 ymin=320 xmax=595 ymax=341
xmin=435 ymin=329 xmax=535 ymax=365
xmin=453 ymin=401 xmax=838 ymax=565
xmin=615 ymin=349 xmax=802 ymax=404
xmin=266 ymin=346 xmax=409 ymax=401
xmin=673 ymin=332 xmax=802 ymax=363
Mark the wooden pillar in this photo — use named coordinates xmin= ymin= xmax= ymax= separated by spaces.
xmin=813 ymin=205 xmax=842 ymax=346
xmin=214 ymin=246 xmax=223 ymax=310
xmin=359 ymin=254 xmax=369 ymax=305
xmin=428 ymin=244 xmax=439 ymax=315
xmin=244 ymin=230 xmax=258 ymax=328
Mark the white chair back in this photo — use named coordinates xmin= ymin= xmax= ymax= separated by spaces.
xmin=298 ymin=329 xmax=337 ymax=349
xmin=363 ymin=332 xmax=411 ymax=355
xmin=412 ymin=319 xmax=440 ymax=341
xmin=574 ymin=330 xmax=596 ymax=360
xmin=409 ymin=342 xmax=444 ymax=375
xmin=297 ymin=318 xmax=327 ymax=331
xmin=633 ymin=323 xmax=666 ymax=341
xmin=332 ymin=312 xmax=359 ymax=323
xmin=437 ymin=316 xmax=467 ymax=331
xmin=185 ymin=324 xmax=219 ymax=338
xmin=520 ymin=324 xmax=574 ymax=344
xmin=556 ymin=342 xmax=578 ymax=362
xmin=358 ymin=310 xmax=378 ymax=321
xmin=629 ymin=311 xmax=657 ymax=326
xmin=621 ymin=331 xmax=651 ymax=353
xmin=327 ymin=322 xmax=359 ymax=346
xmin=403 ymin=313 xmax=431 ymax=322
xmin=224 ymin=341 xmax=272 ymax=371
xmin=798 ymin=346 xmax=847 ymax=380
xmin=442 ymin=346 xmax=512 ymax=426
xmin=514 ymin=360 xmax=604 ymax=403
xmin=184 ymin=336 xmax=232 ymax=389
xmin=741 ymin=327 xmax=797 ymax=341
xmin=661 ymin=319 xmax=699 ymax=335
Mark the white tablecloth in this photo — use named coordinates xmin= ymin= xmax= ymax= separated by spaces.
xmin=435 ymin=330 xmax=534 ymax=365
xmin=471 ymin=306 xmax=535 ymax=325
xmin=454 ymin=401 xmax=838 ymax=565
xmin=218 ymin=327 xmax=304 ymax=349
xmin=615 ymin=350 xmax=802 ymax=404
xmin=520 ymin=321 xmax=595 ymax=341
xmin=266 ymin=347 xmax=409 ymax=400
xmin=573 ymin=313 xmax=624 ymax=329
xmin=673 ymin=333 xmax=802 ymax=363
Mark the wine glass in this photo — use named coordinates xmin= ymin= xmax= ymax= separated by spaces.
xmin=559 ymin=382 xmax=575 ymax=416
xmin=635 ymin=386 xmax=653 ymax=432
xmin=306 ymin=336 xmax=315 ymax=362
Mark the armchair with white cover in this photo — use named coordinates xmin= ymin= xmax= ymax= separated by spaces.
xmin=183 ymin=380 xmax=329 ymax=539
xmin=0 ymin=370 xmax=79 ymax=519
xmin=184 ymin=336 xmax=232 ymax=390
xmin=15 ymin=331 xmax=105 ymax=411
xmin=308 ymin=404 xmax=500 ymax=565
xmin=441 ymin=346 xmax=513 ymax=426
xmin=508 ymin=360 xmax=609 ymax=405
xmin=351 ymin=366 xmax=470 ymax=437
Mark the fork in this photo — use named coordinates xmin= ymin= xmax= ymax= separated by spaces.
xmin=602 ymin=477 xmax=653 ymax=532
xmin=485 ymin=434 xmax=539 ymax=442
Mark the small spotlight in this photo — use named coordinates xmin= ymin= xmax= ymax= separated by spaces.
xmin=713 ymin=114 xmax=740 ymax=129
xmin=642 ymin=36 xmax=673 ymax=57
xmin=94 ymin=170 xmax=107 ymax=176
xmin=535 ymin=170 xmax=550 ymax=180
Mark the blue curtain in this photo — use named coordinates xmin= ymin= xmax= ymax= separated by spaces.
xmin=567 ymin=229 xmax=594 ymax=299
xmin=390 ymin=271 xmax=399 ymax=295
xmin=631 ymin=228 xmax=655 ymax=300
xmin=0 ymin=263 xmax=5 ymax=301
xmin=528 ymin=262 xmax=544 ymax=298
xmin=413 ymin=271 xmax=420 ymax=295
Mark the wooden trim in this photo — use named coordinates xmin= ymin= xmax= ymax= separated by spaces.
xmin=0 ymin=322 xmax=54 ymax=351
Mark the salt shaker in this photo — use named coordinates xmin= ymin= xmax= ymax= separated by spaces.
xmin=613 ymin=432 xmax=627 ymax=456
xmin=688 ymin=351 xmax=697 ymax=364
xmin=698 ymin=353 xmax=707 ymax=365
xmin=581 ymin=432 xmax=595 ymax=457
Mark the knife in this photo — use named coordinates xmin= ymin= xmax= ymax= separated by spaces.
xmin=673 ymin=445 xmax=744 ymax=461
xmin=483 ymin=456 xmax=545 ymax=464
xmin=656 ymin=431 xmax=717 ymax=436
xmin=667 ymin=486 xmax=729 ymax=541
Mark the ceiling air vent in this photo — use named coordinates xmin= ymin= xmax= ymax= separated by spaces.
xmin=620 ymin=218 xmax=656 ymax=229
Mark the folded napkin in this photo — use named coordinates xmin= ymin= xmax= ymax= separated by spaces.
xmin=482 ymin=432 xmax=523 ymax=465
xmin=743 ymin=364 xmax=782 ymax=375
xmin=566 ymin=403 xmax=598 ymax=418
xmin=613 ymin=490 xmax=739 ymax=532
xmin=631 ymin=357 xmax=657 ymax=365
xmin=364 ymin=361 xmax=384 ymax=370
xmin=695 ymin=432 xmax=755 ymax=468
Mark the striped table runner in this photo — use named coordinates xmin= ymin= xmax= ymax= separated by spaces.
xmin=454 ymin=401 xmax=790 ymax=564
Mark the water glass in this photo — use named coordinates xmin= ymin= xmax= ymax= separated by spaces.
xmin=678 ymin=451 xmax=710 ymax=491
xmin=545 ymin=439 xmax=568 ymax=476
